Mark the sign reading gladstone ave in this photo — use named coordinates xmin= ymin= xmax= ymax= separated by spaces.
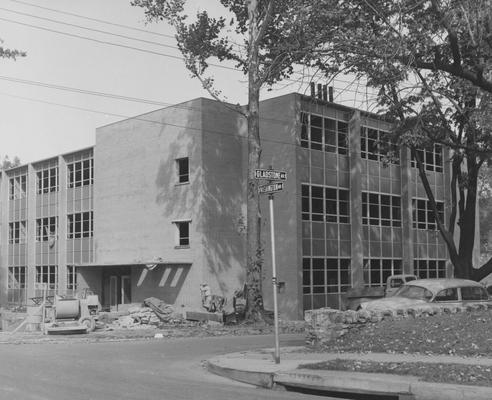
xmin=254 ymin=169 xmax=287 ymax=181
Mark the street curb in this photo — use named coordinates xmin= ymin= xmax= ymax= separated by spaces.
xmin=207 ymin=357 xmax=492 ymax=400
xmin=205 ymin=360 xmax=274 ymax=389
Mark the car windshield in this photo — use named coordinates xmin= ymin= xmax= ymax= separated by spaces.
xmin=394 ymin=285 xmax=432 ymax=301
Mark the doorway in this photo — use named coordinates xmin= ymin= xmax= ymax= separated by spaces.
xmin=102 ymin=267 xmax=132 ymax=310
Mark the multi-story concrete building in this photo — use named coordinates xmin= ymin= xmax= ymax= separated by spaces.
xmin=0 ymin=93 xmax=460 ymax=319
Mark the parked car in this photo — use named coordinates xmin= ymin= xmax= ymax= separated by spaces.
xmin=359 ymin=278 xmax=490 ymax=312
xmin=345 ymin=274 xmax=418 ymax=310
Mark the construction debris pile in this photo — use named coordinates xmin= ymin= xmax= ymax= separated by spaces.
xmin=107 ymin=297 xmax=184 ymax=329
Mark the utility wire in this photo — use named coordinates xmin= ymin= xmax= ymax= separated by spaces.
xmin=5 ymin=0 xmax=176 ymax=39
xmin=0 ymin=5 xmax=180 ymax=51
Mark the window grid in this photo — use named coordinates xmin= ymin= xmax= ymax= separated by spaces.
xmin=414 ymin=259 xmax=446 ymax=279
xmin=412 ymin=198 xmax=445 ymax=230
xmin=301 ymin=112 xmax=348 ymax=155
xmin=176 ymin=157 xmax=189 ymax=183
xmin=411 ymin=145 xmax=443 ymax=172
xmin=302 ymin=257 xmax=351 ymax=295
xmin=37 ymin=166 xmax=59 ymax=194
xmin=8 ymin=266 xmax=27 ymax=305
xmin=36 ymin=217 xmax=58 ymax=242
xmin=363 ymin=259 xmax=403 ymax=287
xmin=360 ymin=126 xmax=400 ymax=164
xmin=9 ymin=174 xmax=27 ymax=200
xmin=302 ymin=184 xmax=350 ymax=224
xmin=67 ymin=158 xmax=93 ymax=188
xmin=35 ymin=265 xmax=58 ymax=291
xmin=362 ymin=192 xmax=401 ymax=227
xmin=67 ymin=212 xmax=93 ymax=239
xmin=9 ymin=221 xmax=27 ymax=244
xmin=67 ymin=266 xmax=77 ymax=291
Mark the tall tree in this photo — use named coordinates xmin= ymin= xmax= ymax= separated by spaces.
xmin=1 ymin=155 xmax=21 ymax=170
xmin=299 ymin=0 xmax=492 ymax=280
xmin=131 ymin=0 xmax=312 ymax=319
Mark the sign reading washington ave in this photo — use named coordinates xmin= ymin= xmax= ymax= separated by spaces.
xmin=254 ymin=169 xmax=287 ymax=181
xmin=258 ymin=182 xmax=284 ymax=194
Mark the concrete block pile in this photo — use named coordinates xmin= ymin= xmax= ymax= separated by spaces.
xmin=305 ymin=303 xmax=492 ymax=345
xmin=110 ymin=305 xmax=181 ymax=329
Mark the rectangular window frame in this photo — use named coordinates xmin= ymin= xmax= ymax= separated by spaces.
xmin=300 ymin=112 xmax=348 ymax=155
xmin=302 ymin=184 xmax=350 ymax=224
xmin=67 ymin=158 xmax=94 ymax=188
xmin=176 ymin=157 xmax=189 ymax=184
xmin=173 ymin=220 xmax=191 ymax=248
xmin=67 ymin=212 xmax=94 ymax=239
xmin=362 ymin=192 xmax=401 ymax=227
xmin=37 ymin=167 xmax=59 ymax=194
xmin=36 ymin=217 xmax=58 ymax=242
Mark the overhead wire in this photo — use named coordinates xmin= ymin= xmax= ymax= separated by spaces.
xmin=5 ymin=0 xmax=176 ymax=39
xmin=0 ymin=5 xmax=180 ymax=51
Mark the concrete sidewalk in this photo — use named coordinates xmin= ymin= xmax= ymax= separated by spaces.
xmin=206 ymin=347 xmax=492 ymax=400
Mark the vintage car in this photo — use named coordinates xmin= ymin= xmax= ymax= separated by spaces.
xmin=359 ymin=278 xmax=490 ymax=312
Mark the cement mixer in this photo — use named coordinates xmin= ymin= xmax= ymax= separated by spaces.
xmin=43 ymin=292 xmax=100 ymax=334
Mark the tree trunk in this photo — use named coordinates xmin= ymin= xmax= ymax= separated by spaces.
xmin=245 ymin=0 xmax=264 ymax=320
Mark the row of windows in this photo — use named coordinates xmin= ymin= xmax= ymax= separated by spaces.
xmin=8 ymin=160 xmax=94 ymax=200
xmin=300 ymin=112 xmax=443 ymax=172
xmin=302 ymin=184 xmax=441 ymax=230
xmin=302 ymin=257 xmax=447 ymax=296
xmin=302 ymin=184 xmax=350 ymax=223
xmin=8 ymin=213 xmax=94 ymax=243
xmin=8 ymin=266 xmax=78 ymax=292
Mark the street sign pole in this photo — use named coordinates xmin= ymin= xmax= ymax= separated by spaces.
xmin=269 ymin=192 xmax=280 ymax=364
xmin=255 ymin=167 xmax=285 ymax=364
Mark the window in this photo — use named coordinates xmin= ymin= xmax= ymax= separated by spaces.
xmin=9 ymin=175 xmax=27 ymax=200
xmin=363 ymin=259 xmax=402 ymax=287
xmin=37 ymin=167 xmax=58 ymax=194
xmin=362 ymin=192 xmax=401 ymax=227
xmin=300 ymin=113 xmax=347 ymax=155
xmin=461 ymin=286 xmax=488 ymax=301
xmin=8 ymin=266 xmax=26 ymax=305
xmin=302 ymin=184 xmax=350 ymax=223
xmin=360 ymin=126 xmax=399 ymax=164
xmin=176 ymin=158 xmax=189 ymax=184
xmin=9 ymin=221 xmax=27 ymax=244
xmin=68 ymin=158 xmax=93 ymax=188
xmin=174 ymin=221 xmax=190 ymax=247
xmin=434 ymin=288 xmax=458 ymax=302
xmin=411 ymin=145 xmax=443 ymax=172
xmin=35 ymin=265 xmax=58 ymax=291
xmin=68 ymin=212 xmax=93 ymax=238
xmin=36 ymin=217 xmax=58 ymax=242
xmin=414 ymin=259 xmax=446 ymax=279
xmin=302 ymin=258 xmax=350 ymax=295
xmin=67 ymin=266 xmax=77 ymax=291
xmin=412 ymin=199 xmax=444 ymax=230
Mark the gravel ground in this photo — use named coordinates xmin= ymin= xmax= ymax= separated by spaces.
xmin=0 ymin=320 xmax=305 ymax=344
xmin=325 ymin=309 xmax=492 ymax=357
xmin=307 ymin=309 xmax=492 ymax=386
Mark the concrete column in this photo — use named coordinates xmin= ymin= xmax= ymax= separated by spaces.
xmin=349 ymin=111 xmax=364 ymax=287
xmin=27 ymin=164 xmax=37 ymax=299
xmin=0 ymin=171 xmax=8 ymax=304
xmin=400 ymin=148 xmax=414 ymax=274
xmin=57 ymin=156 xmax=68 ymax=292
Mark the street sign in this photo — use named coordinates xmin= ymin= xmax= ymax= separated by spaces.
xmin=258 ymin=182 xmax=284 ymax=194
xmin=254 ymin=169 xmax=287 ymax=181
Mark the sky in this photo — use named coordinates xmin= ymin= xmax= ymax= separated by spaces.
xmin=0 ymin=0 xmax=376 ymax=164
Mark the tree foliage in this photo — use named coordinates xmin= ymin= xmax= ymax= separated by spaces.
xmin=299 ymin=0 xmax=492 ymax=279
xmin=1 ymin=155 xmax=21 ymax=170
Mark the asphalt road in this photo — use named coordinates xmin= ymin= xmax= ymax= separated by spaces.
xmin=0 ymin=333 xmax=339 ymax=400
